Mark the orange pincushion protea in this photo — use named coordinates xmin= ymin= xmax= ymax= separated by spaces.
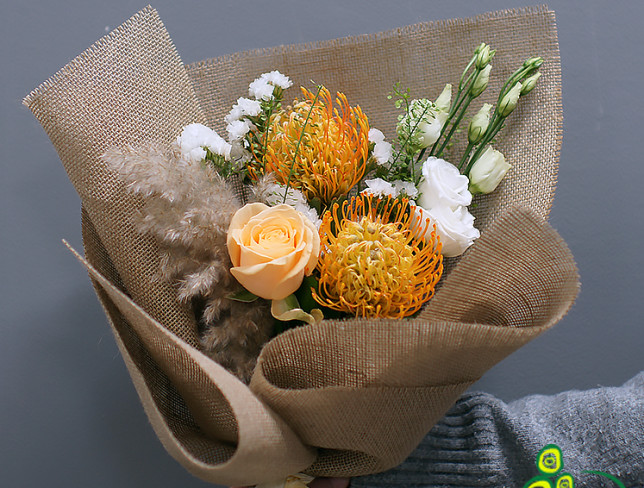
xmin=313 ymin=194 xmax=443 ymax=318
xmin=257 ymin=86 xmax=369 ymax=206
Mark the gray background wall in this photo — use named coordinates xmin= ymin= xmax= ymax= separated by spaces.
xmin=1 ymin=1 xmax=642 ymax=486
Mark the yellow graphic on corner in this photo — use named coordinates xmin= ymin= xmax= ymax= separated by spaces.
xmin=523 ymin=444 xmax=625 ymax=488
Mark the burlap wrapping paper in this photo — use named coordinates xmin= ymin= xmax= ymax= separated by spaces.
xmin=24 ymin=5 xmax=577 ymax=486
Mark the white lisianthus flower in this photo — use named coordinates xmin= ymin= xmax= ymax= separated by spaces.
xmin=468 ymin=146 xmax=511 ymax=195
xmin=368 ymin=128 xmax=393 ymax=165
xmin=434 ymin=83 xmax=452 ymax=111
xmin=414 ymin=204 xmax=480 ymax=257
xmin=416 ymin=110 xmax=449 ymax=147
xmin=176 ymin=123 xmax=231 ymax=163
xmin=226 ymin=119 xmax=252 ymax=142
xmin=418 ymin=157 xmax=472 ymax=210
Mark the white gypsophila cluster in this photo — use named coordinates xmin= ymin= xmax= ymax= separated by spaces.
xmin=262 ymin=182 xmax=322 ymax=229
xmin=361 ymin=178 xmax=419 ymax=199
xmin=176 ymin=123 xmax=231 ymax=164
xmin=368 ymin=128 xmax=393 ymax=165
xmin=248 ymin=70 xmax=293 ymax=101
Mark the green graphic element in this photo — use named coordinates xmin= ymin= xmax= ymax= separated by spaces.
xmin=555 ymin=473 xmax=574 ymax=488
xmin=537 ymin=444 xmax=563 ymax=475
xmin=524 ymin=475 xmax=554 ymax=487
xmin=582 ymin=470 xmax=626 ymax=488
xmin=523 ymin=445 xmax=624 ymax=488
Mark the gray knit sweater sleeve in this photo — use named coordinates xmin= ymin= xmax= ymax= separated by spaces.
xmin=351 ymin=372 xmax=644 ymax=488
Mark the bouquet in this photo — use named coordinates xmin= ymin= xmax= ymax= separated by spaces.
xmin=24 ymin=6 xmax=578 ymax=487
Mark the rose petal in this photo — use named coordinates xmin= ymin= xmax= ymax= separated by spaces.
xmin=227 ymin=202 xmax=269 ymax=266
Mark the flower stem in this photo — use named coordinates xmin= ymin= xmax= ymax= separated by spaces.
xmin=282 ymin=85 xmax=323 ymax=203
xmin=434 ymin=93 xmax=475 ymax=158
xmin=428 ymin=66 xmax=480 ymax=158
xmin=463 ymin=117 xmax=505 ymax=175
xmin=458 ymin=142 xmax=476 ymax=172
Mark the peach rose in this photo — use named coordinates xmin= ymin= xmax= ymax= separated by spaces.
xmin=226 ymin=203 xmax=320 ymax=300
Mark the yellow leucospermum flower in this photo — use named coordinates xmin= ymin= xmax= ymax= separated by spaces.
xmin=257 ymin=86 xmax=369 ymax=206
xmin=313 ymin=194 xmax=443 ymax=318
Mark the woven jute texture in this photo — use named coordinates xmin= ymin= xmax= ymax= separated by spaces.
xmin=25 ymin=6 xmax=577 ymax=486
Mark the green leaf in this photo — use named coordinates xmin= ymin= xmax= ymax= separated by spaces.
xmin=294 ymin=275 xmax=320 ymax=312
xmin=227 ymin=289 xmax=260 ymax=303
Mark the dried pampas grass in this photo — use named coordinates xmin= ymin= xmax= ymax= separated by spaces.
xmin=103 ymin=143 xmax=273 ymax=382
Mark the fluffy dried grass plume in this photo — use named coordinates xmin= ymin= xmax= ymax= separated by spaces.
xmin=103 ymin=143 xmax=273 ymax=382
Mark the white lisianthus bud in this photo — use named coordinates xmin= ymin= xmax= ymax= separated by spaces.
xmin=418 ymin=157 xmax=472 ymax=210
xmin=417 ymin=110 xmax=448 ymax=148
xmin=397 ymin=98 xmax=449 ymax=150
xmin=470 ymin=65 xmax=492 ymax=97
xmin=434 ymin=83 xmax=452 ymax=111
xmin=468 ymin=146 xmax=511 ymax=194
xmin=468 ymin=103 xmax=492 ymax=144
xmin=523 ymin=56 xmax=544 ymax=69
xmin=521 ymin=72 xmax=542 ymax=95
xmin=475 ymin=43 xmax=494 ymax=69
xmin=498 ymin=82 xmax=522 ymax=117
